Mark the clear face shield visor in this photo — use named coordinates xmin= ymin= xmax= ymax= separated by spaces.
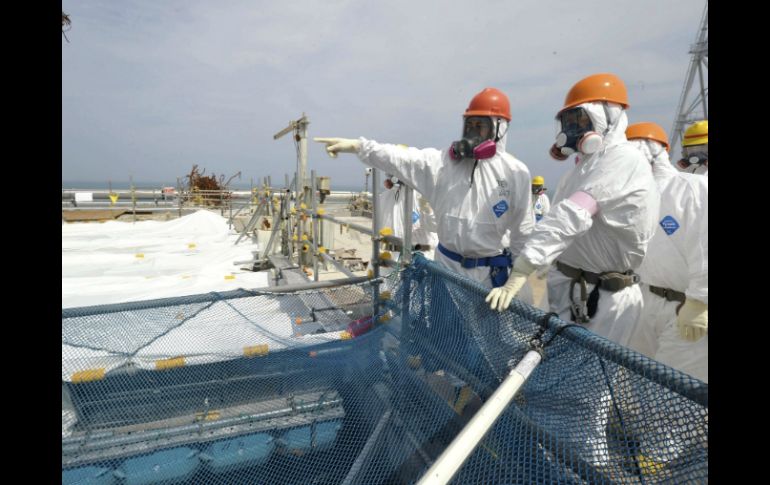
xmin=555 ymin=108 xmax=594 ymax=141
xmin=462 ymin=116 xmax=495 ymax=142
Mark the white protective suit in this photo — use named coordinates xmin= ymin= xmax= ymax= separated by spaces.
xmin=367 ymin=181 xmax=439 ymax=289
xmin=355 ymin=118 xmax=535 ymax=300
xmin=376 ymin=182 xmax=438 ymax=259
xmin=533 ymin=192 xmax=551 ymax=222
xmin=627 ymin=140 xmax=708 ymax=382
xmin=519 ymin=102 xmax=660 ymax=344
xmin=512 ymin=102 xmax=660 ymax=467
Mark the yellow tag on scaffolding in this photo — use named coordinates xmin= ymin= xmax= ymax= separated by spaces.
xmin=637 ymin=455 xmax=666 ymax=475
xmin=195 ymin=411 xmax=221 ymax=421
xmin=317 ymin=208 xmax=326 ymax=215
xmin=379 ymin=227 xmax=394 ymax=237
xmin=108 ymin=193 xmax=119 ymax=204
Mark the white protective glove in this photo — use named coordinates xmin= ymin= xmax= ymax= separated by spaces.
xmin=314 ymin=137 xmax=361 ymax=158
xmin=485 ymin=257 xmax=537 ymax=312
xmin=677 ymin=298 xmax=708 ymax=342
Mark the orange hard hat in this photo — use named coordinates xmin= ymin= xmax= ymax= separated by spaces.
xmin=560 ymin=73 xmax=629 ymax=113
xmin=626 ymin=122 xmax=670 ymax=152
xmin=464 ymin=87 xmax=511 ymax=121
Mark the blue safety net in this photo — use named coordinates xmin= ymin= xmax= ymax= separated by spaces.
xmin=62 ymin=253 xmax=707 ymax=484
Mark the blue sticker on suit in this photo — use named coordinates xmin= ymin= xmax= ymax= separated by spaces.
xmin=659 ymin=215 xmax=679 ymax=235
xmin=493 ymin=200 xmax=508 ymax=218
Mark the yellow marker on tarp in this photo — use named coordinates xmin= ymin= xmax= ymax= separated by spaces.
xmin=188 ymin=243 xmax=197 ymax=249
xmin=340 ymin=331 xmax=352 ymax=340
xmin=317 ymin=208 xmax=326 ymax=215
xmin=135 ymin=253 xmax=145 ymax=259
xmin=318 ymin=246 xmax=327 ymax=254
xmin=72 ymin=368 xmax=105 ymax=383
xmin=155 ymin=356 xmax=185 ymax=370
xmin=243 ymin=344 xmax=269 ymax=357
xmin=224 ymin=274 xmax=236 ymax=280
xmin=379 ymin=227 xmax=394 ymax=237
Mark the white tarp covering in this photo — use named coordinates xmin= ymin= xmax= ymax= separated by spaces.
xmin=62 ymin=210 xmax=270 ymax=308
xmin=61 ymin=298 xmax=348 ymax=381
xmin=62 ymin=210 xmax=352 ymax=381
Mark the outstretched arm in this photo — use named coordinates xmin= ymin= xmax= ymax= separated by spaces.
xmin=314 ymin=137 xmax=441 ymax=201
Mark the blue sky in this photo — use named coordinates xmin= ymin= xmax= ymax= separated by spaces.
xmin=62 ymin=0 xmax=707 ymax=190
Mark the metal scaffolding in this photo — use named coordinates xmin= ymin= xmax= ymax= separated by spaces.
xmin=670 ymin=2 xmax=708 ymax=159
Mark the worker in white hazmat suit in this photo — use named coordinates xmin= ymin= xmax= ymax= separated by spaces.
xmin=365 ymin=172 xmax=439 ymax=287
xmin=315 ymin=87 xmax=535 ymax=302
xmin=675 ymin=120 xmax=708 ymax=176
xmin=484 ymin=73 xmax=660 ymax=467
xmin=377 ymin=172 xmax=438 ymax=259
xmin=625 ymin=122 xmax=708 ymax=382
xmin=620 ymin=121 xmax=708 ymax=474
xmin=531 ymin=175 xmax=551 ymax=222
xmin=486 ymin=73 xmax=659 ymax=344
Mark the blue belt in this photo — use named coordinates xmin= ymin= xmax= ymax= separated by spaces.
xmin=437 ymin=243 xmax=511 ymax=269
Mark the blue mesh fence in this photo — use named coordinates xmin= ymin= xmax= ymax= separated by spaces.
xmin=62 ymin=253 xmax=707 ymax=484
